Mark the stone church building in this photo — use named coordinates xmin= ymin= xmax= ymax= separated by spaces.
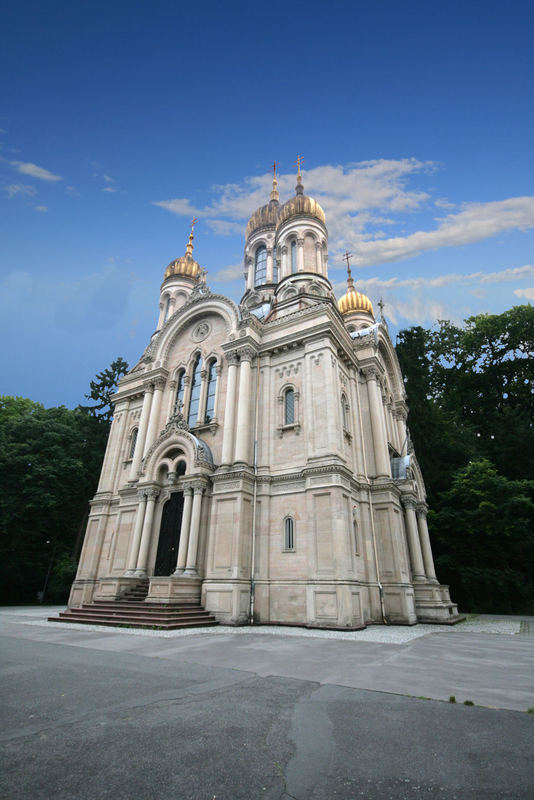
xmin=67 ymin=167 xmax=460 ymax=628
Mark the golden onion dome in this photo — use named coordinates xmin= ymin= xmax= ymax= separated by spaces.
xmin=245 ymin=200 xmax=280 ymax=239
xmin=277 ymin=193 xmax=325 ymax=229
xmin=338 ymin=287 xmax=374 ymax=316
xmin=163 ymin=220 xmax=203 ymax=282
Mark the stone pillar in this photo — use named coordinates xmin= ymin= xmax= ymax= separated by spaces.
xmin=213 ymin=364 xmax=222 ymax=420
xmin=266 ymin=247 xmax=273 ymax=282
xmin=183 ymin=482 xmax=205 ymax=577
xmin=402 ymin=496 xmax=426 ymax=582
xmin=129 ymin=383 xmax=154 ymax=482
xmin=173 ymin=484 xmax=193 ymax=575
xmin=166 ymin=380 xmax=177 ymax=420
xmin=157 ymin=300 xmax=166 ymax=330
xmin=143 ymin=377 xmax=166 ymax=457
xmin=363 ymin=367 xmax=390 ymax=477
xmin=396 ymin=407 xmax=408 ymax=455
xmin=221 ymin=352 xmax=239 ymax=465
xmin=281 ymin=246 xmax=288 ymax=279
xmin=297 ymin=237 xmax=305 ymax=271
xmin=125 ymin=491 xmax=147 ymax=575
xmin=167 ymin=296 xmax=176 ymax=320
xmin=135 ymin=488 xmax=159 ymax=576
xmin=315 ymin=242 xmax=323 ymax=275
xmin=246 ymin=257 xmax=254 ymax=291
xmin=182 ymin=374 xmax=192 ymax=418
xmin=349 ymin=369 xmax=365 ymax=478
xmin=416 ymin=503 xmax=438 ymax=583
xmin=234 ymin=346 xmax=256 ymax=464
xmin=258 ymin=352 xmax=272 ymax=468
xmin=196 ymin=368 xmax=208 ymax=425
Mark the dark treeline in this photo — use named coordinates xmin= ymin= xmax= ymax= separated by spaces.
xmin=396 ymin=305 xmax=534 ymax=613
xmin=0 ymin=359 xmax=128 ymax=604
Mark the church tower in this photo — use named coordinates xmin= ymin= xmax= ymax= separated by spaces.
xmin=63 ymin=160 xmax=461 ymax=630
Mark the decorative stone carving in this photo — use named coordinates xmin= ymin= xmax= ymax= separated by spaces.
xmin=225 ymin=351 xmax=240 ymax=366
xmin=237 ymin=346 xmax=257 ymax=363
xmin=192 ymin=321 xmax=211 ymax=342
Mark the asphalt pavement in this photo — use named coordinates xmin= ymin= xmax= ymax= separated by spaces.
xmin=1 ymin=608 xmax=533 ymax=800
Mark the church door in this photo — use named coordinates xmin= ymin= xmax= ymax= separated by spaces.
xmin=154 ymin=492 xmax=184 ymax=576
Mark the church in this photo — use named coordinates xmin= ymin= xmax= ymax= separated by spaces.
xmin=66 ymin=163 xmax=461 ymax=628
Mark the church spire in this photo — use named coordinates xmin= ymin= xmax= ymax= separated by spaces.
xmin=343 ymin=251 xmax=355 ymax=291
xmin=270 ymin=160 xmax=280 ymax=203
xmin=185 ymin=216 xmax=197 ymax=257
xmin=295 ymin=154 xmax=304 ymax=195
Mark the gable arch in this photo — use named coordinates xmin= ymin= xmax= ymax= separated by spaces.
xmin=141 ymin=424 xmax=215 ymax=482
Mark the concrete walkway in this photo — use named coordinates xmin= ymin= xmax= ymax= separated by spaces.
xmin=1 ymin=607 xmax=533 ymax=800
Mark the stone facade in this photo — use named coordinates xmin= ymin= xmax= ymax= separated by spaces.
xmin=69 ymin=170 xmax=461 ymax=627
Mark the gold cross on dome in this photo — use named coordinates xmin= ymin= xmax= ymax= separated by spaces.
xmin=342 ymin=251 xmax=353 ymax=276
xmin=295 ymin=154 xmax=304 ymax=176
xmin=272 ymin=160 xmax=279 ymax=177
xmin=190 ymin=216 xmax=198 ymax=230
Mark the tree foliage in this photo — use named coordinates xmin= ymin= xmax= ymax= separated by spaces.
xmin=83 ymin=357 xmax=129 ymax=424
xmin=0 ymin=358 xmax=128 ymax=604
xmin=396 ymin=305 xmax=534 ymax=612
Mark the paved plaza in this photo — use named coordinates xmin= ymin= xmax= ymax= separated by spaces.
xmin=1 ymin=607 xmax=533 ymax=799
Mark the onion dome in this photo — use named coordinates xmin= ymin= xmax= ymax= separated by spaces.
xmin=245 ymin=173 xmax=280 ymax=239
xmin=337 ymin=257 xmax=374 ymax=316
xmin=163 ymin=220 xmax=203 ymax=281
xmin=276 ymin=167 xmax=325 ymax=229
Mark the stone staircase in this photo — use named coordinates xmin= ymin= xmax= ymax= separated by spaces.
xmin=48 ymin=579 xmax=219 ymax=631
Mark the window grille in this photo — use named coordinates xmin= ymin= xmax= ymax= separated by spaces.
xmin=284 ymin=517 xmax=295 ymax=551
xmin=188 ymin=355 xmax=202 ymax=426
xmin=255 ymin=245 xmax=267 ymax=286
xmin=285 ymin=388 xmax=295 ymax=425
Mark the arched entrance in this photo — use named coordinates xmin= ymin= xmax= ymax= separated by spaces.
xmin=154 ymin=492 xmax=184 ymax=576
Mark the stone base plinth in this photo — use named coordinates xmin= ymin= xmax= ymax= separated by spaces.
xmin=92 ymin=576 xmax=141 ymax=602
xmin=414 ymin=582 xmax=465 ymax=624
xmin=146 ymin=576 xmax=201 ymax=605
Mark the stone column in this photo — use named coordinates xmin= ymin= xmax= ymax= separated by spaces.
xmin=183 ymin=482 xmax=205 ymax=577
xmin=416 ymin=504 xmax=438 ymax=583
xmin=129 ymin=383 xmax=154 ymax=482
xmin=258 ymin=352 xmax=272 ymax=467
xmin=246 ymin=257 xmax=254 ymax=291
xmin=196 ymin=368 xmax=208 ymax=425
xmin=221 ymin=352 xmax=239 ymax=465
xmin=166 ymin=380 xmax=177 ymax=420
xmin=402 ymin=496 xmax=426 ymax=582
xmin=213 ymin=364 xmax=222 ymax=420
xmin=396 ymin=407 xmax=408 ymax=455
xmin=281 ymin=246 xmax=288 ymax=279
xmin=363 ymin=367 xmax=390 ymax=477
xmin=135 ymin=488 xmax=159 ymax=576
xmin=297 ymin=237 xmax=305 ymax=271
xmin=315 ymin=242 xmax=323 ymax=275
xmin=125 ymin=491 xmax=147 ymax=575
xmin=173 ymin=484 xmax=193 ymax=575
xmin=167 ymin=296 xmax=176 ymax=320
xmin=234 ymin=346 xmax=256 ymax=465
xmin=266 ymin=247 xmax=273 ymax=283
xmin=143 ymin=377 xmax=166 ymax=457
xmin=349 ymin=369 xmax=365 ymax=478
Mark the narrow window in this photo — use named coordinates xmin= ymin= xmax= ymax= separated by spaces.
xmin=205 ymin=359 xmax=217 ymax=422
xmin=188 ymin=355 xmax=202 ymax=426
xmin=284 ymin=388 xmax=295 ymax=425
xmin=272 ymin=246 xmax=278 ymax=282
xmin=341 ymin=394 xmax=348 ymax=430
xmin=129 ymin=428 xmax=138 ymax=458
xmin=290 ymin=240 xmax=297 ymax=273
xmin=255 ymin=245 xmax=267 ymax=286
xmin=174 ymin=371 xmax=185 ymax=415
xmin=163 ymin=295 xmax=171 ymax=322
xmin=176 ymin=460 xmax=187 ymax=476
xmin=353 ymin=519 xmax=359 ymax=553
xmin=284 ymin=517 xmax=295 ymax=551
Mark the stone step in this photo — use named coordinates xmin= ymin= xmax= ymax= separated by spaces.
xmin=49 ymin=614 xmax=218 ymax=630
xmin=92 ymin=601 xmax=201 ymax=610
xmin=62 ymin=607 xmax=213 ymax=622
xmin=55 ymin=611 xmax=216 ymax=625
xmin=48 ymin=598 xmax=219 ymax=631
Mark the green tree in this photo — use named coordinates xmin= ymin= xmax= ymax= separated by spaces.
xmin=83 ymin=356 xmax=129 ymax=423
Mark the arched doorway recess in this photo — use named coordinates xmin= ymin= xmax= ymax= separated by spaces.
xmin=154 ymin=492 xmax=184 ymax=576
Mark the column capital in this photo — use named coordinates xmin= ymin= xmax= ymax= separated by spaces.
xmin=153 ymin=376 xmax=166 ymax=391
xmin=416 ymin=502 xmax=428 ymax=517
xmin=296 ymin=237 xmax=304 ymax=247
xmin=191 ymin=479 xmax=207 ymax=494
xmin=215 ymin=364 xmax=223 ymax=376
xmin=225 ymin=351 xmax=240 ymax=366
xmin=145 ymin=488 xmax=160 ymax=501
xmin=362 ymin=365 xmax=379 ymax=381
xmin=137 ymin=489 xmax=148 ymax=501
xmin=266 ymin=247 xmax=273 ymax=256
xmin=182 ymin=482 xmax=195 ymax=495
xmin=200 ymin=369 xmax=208 ymax=380
xmin=237 ymin=345 xmax=257 ymax=363
xmin=281 ymin=245 xmax=288 ymax=255
xmin=168 ymin=379 xmax=177 ymax=390
xmin=143 ymin=381 xmax=155 ymax=394
xmin=401 ymin=494 xmax=417 ymax=510
xmin=315 ymin=241 xmax=322 ymax=250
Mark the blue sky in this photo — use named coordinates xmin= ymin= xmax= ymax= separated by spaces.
xmin=1 ymin=0 xmax=533 ymax=408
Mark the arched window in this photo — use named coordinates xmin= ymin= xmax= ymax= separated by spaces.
xmin=205 ymin=359 xmax=217 ymax=422
xmin=254 ymin=245 xmax=267 ymax=286
xmin=272 ymin=246 xmax=278 ymax=282
xmin=188 ymin=354 xmax=202 ymax=427
xmin=128 ymin=428 xmax=138 ymax=458
xmin=176 ymin=460 xmax=187 ymax=476
xmin=290 ymin=240 xmax=297 ymax=273
xmin=174 ymin=370 xmax=185 ymax=416
xmin=284 ymin=517 xmax=295 ymax=551
xmin=163 ymin=295 xmax=171 ymax=322
xmin=284 ymin=388 xmax=295 ymax=425
xmin=341 ymin=394 xmax=349 ymax=430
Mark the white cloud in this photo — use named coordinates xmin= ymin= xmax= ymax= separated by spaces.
xmin=10 ymin=161 xmax=62 ymax=181
xmin=333 ymin=264 xmax=534 ymax=293
xmin=103 ymin=174 xmax=114 ymax=183
xmin=350 ymin=197 xmax=534 ymax=267
xmin=153 ymin=198 xmax=201 ymax=216
xmin=34 ymin=205 xmax=48 ymax=213
xmin=213 ymin=263 xmax=244 ymax=282
xmin=5 ymin=183 xmax=36 ymax=197
xmin=102 ymin=186 xmax=117 ymax=193
xmin=435 ymin=198 xmax=455 ymax=209
xmin=514 ymin=287 xmax=534 ymax=301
